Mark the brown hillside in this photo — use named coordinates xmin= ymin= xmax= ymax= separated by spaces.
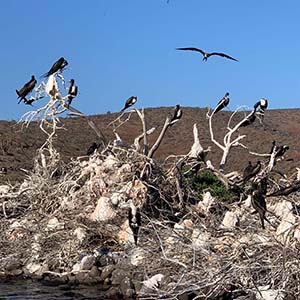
xmin=0 ymin=107 xmax=299 ymax=184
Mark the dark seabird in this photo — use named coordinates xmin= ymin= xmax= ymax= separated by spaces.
xmin=86 ymin=142 xmax=99 ymax=155
xmin=170 ymin=104 xmax=183 ymax=126
xmin=121 ymin=96 xmax=137 ymax=112
xmin=67 ymin=79 xmax=78 ymax=106
xmin=254 ymin=98 xmax=268 ymax=111
xmin=275 ymin=145 xmax=289 ymax=159
xmin=16 ymin=75 xmax=37 ymax=104
xmin=239 ymin=111 xmax=256 ymax=127
xmin=41 ymin=57 xmax=68 ymax=78
xmin=243 ymin=161 xmax=253 ymax=178
xmin=23 ymin=98 xmax=35 ymax=106
xmin=214 ymin=92 xmax=230 ymax=114
xmin=242 ymin=161 xmax=261 ymax=183
xmin=251 ymin=188 xmax=267 ymax=229
xmin=176 ymin=47 xmax=238 ymax=62
xmin=128 ymin=207 xmax=141 ymax=245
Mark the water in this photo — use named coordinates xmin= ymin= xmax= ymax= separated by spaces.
xmin=0 ymin=280 xmax=106 ymax=300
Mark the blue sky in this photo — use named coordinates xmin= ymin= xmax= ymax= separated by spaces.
xmin=1 ymin=1 xmax=300 ymax=120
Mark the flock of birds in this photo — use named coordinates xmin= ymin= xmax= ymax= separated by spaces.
xmin=16 ymin=57 xmax=78 ymax=107
xmin=15 ymin=47 xmax=292 ymax=234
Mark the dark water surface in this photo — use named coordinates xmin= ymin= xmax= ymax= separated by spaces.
xmin=0 ymin=280 xmax=106 ymax=300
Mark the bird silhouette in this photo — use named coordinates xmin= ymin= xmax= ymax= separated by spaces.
xmin=41 ymin=57 xmax=68 ymax=78
xmin=16 ymin=75 xmax=37 ymax=104
xmin=176 ymin=47 xmax=238 ymax=62
xmin=214 ymin=92 xmax=230 ymax=114
xmin=170 ymin=104 xmax=183 ymax=126
xmin=242 ymin=161 xmax=261 ymax=183
xmin=251 ymin=187 xmax=267 ymax=229
xmin=128 ymin=207 xmax=142 ymax=245
xmin=67 ymin=79 xmax=78 ymax=106
xmin=121 ymin=96 xmax=137 ymax=112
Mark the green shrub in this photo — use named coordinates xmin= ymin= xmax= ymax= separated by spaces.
xmin=183 ymin=169 xmax=233 ymax=202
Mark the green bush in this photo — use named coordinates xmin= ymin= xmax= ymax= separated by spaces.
xmin=183 ymin=169 xmax=233 ymax=202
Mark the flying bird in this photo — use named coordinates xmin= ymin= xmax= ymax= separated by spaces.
xmin=214 ymin=92 xmax=230 ymax=114
xmin=176 ymin=47 xmax=238 ymax=62
xmin=41 ymin=57 xmax=68 ymax=78
xmin=16 ymin=75 xmax=37 ymax=104
xmin=121 ymin=96 xmax=137 ymax=112
xmin=170 ymin=104 xmax=183 ymax=126
xmin=67 ymin=79 xmax=78 ymax=106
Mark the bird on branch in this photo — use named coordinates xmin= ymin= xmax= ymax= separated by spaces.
xmin=67 ymin=79 xmax=78 ymax=106
xmin=176 ymin=47 xmax=238 ymax=62
xmin=239 ymin=111 xmax=256 ymax=127
xmin=16 ymin=75 xmax=37 ymax=104
xmin=242 ymin=161 xmax=261 ymax=183
xmin=169 ymin=104 xmax=183 ymax=126
xmin=214 ymin=92 xmax=230 ymax=114
xmin=121 ymin=96 xmax=137 ymax=112
xmin=41 ymin=57 xmax=68 ymax=78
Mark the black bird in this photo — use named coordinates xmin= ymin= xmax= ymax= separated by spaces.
xmin=128 ymin=207 xmax=141 ymax=245
xmin=86 ymin=142 xmax=99 ymax=155
xmin=254 ymin=98 xmax=268 ymax=111
xmin=242 ymin=161 xmax=261 ymax=183
xmin=176 ymin=47 xmax=238 ymax=62
xmin=251 ymin=188 xmax=267 ymax=229
xmin=16 ymin=75 xmax=37 ymax=104
xmin=170 ymin=104 xmax=183 ymax=126
xmin=121 ymin=96 xmax=137 ymax=112
xmin=275 ymin=145 xmax=289 ymax=159
xmin=239 ymin=111 xmax=256 ymax=127
xmin=67 ymin=79 xmax=78 ymax=106
xmin=41 ymin=57 xmax=68 ymax=78
xmin=214 ymin=92 xmax=230 ymax=114
xmin=23 ymin=98 xmax=35 ymax=106
xmin=243 ymin=161 xmax=253 ymax=178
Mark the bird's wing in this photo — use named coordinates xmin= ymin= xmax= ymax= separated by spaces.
xmin=209 ymin=52 xmax=238 ymax=61
xmin=176 ymin=47 xmax=206 ymax=55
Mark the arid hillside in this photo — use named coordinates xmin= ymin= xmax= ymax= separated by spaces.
xmin=0 ymin=107 xmax=299 ymax=184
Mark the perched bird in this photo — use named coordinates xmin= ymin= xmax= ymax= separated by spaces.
xmin=251 ymin=188 xmax=267 ymax=229
xmin=86 ymin=142 xmax=99 ymax=155
xmin=275 ymin=145 xmax=289 ymax=158
xmin=16 ymin=75 xmax=37 ymax=104
xmin=176 ymin=47 xmax=238 ymax=62
xmin=41 ymin=57 xmax=68 ymax=78
xmin=121 ymin=96 xmax=137 ymax=112
xmin=128 ymin=206 xmax=142 ymax=246
xmin=254 ymin=98 xmax=268 ymax=111
xmin=239 ymin=111 xmax=256 ymax=127
xmin=67 ymin=79 xmax=78 ymax=106
xmin=214 ymin=92 xmax=230 ymax=114
xmin=242 ymin=161 xmax=261 ymax=183
xmin=243 ymin=161 xmax=253 ymax=178
xmin=170 ymin=104 xmax=183 ymax=126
